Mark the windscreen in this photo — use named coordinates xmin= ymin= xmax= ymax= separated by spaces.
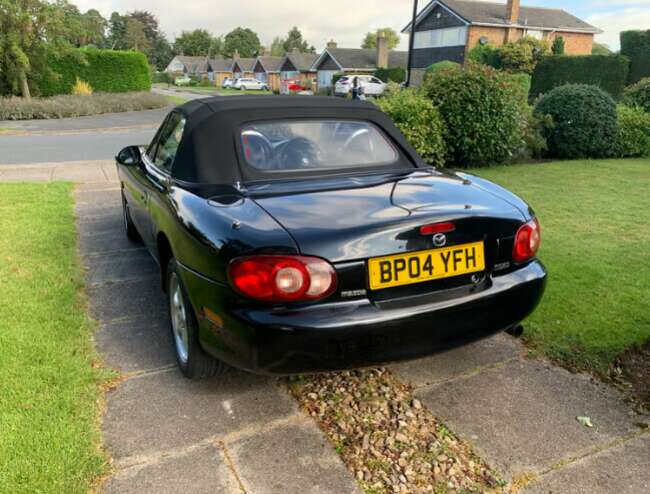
xmin=240 ymin=120 xmax=398 ymax=172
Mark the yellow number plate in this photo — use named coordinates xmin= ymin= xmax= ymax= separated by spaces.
xmin=368 ymin=242 xmax=485 ymax=291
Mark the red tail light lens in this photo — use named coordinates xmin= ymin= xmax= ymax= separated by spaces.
xmin=228 ymin=255 xmax=337 ymax=302
xmin=513 ymin=218 xmax=541 ymax=263
xmin=419 ymin=222 xmax=456 ymax=236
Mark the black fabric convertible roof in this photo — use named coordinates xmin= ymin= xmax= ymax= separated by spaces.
xmin=171 ymin=96 xmax=425 ymax=184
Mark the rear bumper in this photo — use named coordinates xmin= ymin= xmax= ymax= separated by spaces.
xmin=183 ymin=260 xmax=546 ymax=375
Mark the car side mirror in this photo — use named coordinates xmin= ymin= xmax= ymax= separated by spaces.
xmin=116 ymin=146 xmax=142 ymax=166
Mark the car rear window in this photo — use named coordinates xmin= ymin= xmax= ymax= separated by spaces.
xmin=240 ymin=120 xmax=398 ymax=172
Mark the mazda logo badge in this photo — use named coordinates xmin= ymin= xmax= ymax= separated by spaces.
xmin=433 ymin=233 xmax=447 ymax=247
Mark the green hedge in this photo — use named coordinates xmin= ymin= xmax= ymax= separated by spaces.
xmin=38 ymin=48 xmax=151 ymax=96
xmin=373 ymin=67 xmax=406 ymax=83
xmin=530 ymin=55 xmax=629 ymax=100
xmin=620 ymin=30 xmax=650 ymax=84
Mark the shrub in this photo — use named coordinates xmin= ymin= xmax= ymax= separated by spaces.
xmin=620 ymin=30 xmax=650 ymax=84
xmin=499 ymin=36 xmax=549 ymax=74
xmin=517 ymin=111 xmax=552 ymax=161
xmin=37 ymin=48 xmax=151 ymax=96
xmin=467 ymin=43 xmax=502 ymax=69
xmin=623 ymin=77 xmax=650 ymax=113
xmin=374 ymin=89 xmax=446 ymax=166
xmin=614 ymin=105 xmax=650 ymax=157
xmin=424 ymin=61 xmax=460 ymax=80
xmin=531 ymin=55 xmax=629 ymax=101
xmin=374 ymin=67 xmax=406 ymax=83
xmin=0 ymin=92 xmax=168 ymax=120
xmin=423 ymin=63 xmax=524 ymax=167
xmin=552 ymin=36 xmax=565 ymax=55
xmin=72 ymin=78 xmax=93 ymax=96
xmin=152 ymin=72 xmax=172 ymax=84
xmin=503 ymin=72 xmax=531 ymax=107
xmin=534 ymin=84 xmax=618 ymax=159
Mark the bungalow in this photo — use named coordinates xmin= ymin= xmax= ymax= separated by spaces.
xmin=253 ymin=56 xmax=284 ymax=91
xmin=311 ymin=39 xmax=408 ymax=89
xmin=402 ymin=0 xmax=602 ymax=85
xmin=209 ymin=58 xmax=235 ymax=86
xmin=232 ymin=56 xmax=257 ymax=80
xmin=165 ymin=55 xmax=210 ymax=77
xmin=279 ymin=51 xmax=318 ymax=87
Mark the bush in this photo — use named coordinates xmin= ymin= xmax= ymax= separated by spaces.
xmin=499 ymin=36 xmax=549 ymax=74
xmin=423 ymin=63 xmax=524 ymax=167
xmin=72 ymin=78 xmax=93 ymax=96
xmin=0 ymin=92 xmax=168 ymax=120
xmin=374 ymin=67 xmax=406 ymax=83
xmin=424 ymin=61 xmax=460 ymax=80
xmin=614 ymin=105 xmax=650 ymax=157
xmin=534 ymin=84 xmax=618 ymax=159
xmin=467 ymin=43 xmax=502 ymax=69
xmin=620 ymin=30 xmax=650 ymax=84
xmin=503 ymin=73 xmax=531 ymax=107
xmin=531 ymin=55 xmax=629 ymax=101
xmin=552 ymin=36 xmax=565 ymax=55
xmin=374 ymin=89 xmax=446 ymax=166
xmin=152 ymin=72 xmax=172 ymax=84
xmin=37 ymin=48 xmax=151 ymax=96
xmin=623 ymin=77 xmax=650 ymax=112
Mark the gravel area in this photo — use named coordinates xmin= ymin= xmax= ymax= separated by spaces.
xmin=288 ymin=368 xmax=505 ymax=494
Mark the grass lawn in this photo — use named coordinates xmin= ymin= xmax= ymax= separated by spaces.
xmin=476 ymin=158 xmax=650 ymax=375
xmin=0 ymin=183 xmax=109 ymax=493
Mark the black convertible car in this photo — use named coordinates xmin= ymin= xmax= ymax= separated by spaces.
xmin=116 ymin=96 xmax=546 ymax=379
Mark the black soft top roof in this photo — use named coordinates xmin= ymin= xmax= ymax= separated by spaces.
xmin=171 ymin=95 xmax=425 ymax=184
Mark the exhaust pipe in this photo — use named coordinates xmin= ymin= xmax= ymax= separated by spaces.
xmin=506 ymin=324 xmax=524 ymax=338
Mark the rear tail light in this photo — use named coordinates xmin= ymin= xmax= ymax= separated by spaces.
xmin=228 ymin=255 xmax=337 ymax=303
xmin=513 ymin=218 xmax=541 ymax=262
xmin=420 ymin=222 xmax=456 ymax=235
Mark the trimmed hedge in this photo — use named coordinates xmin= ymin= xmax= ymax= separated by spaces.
xmin=534 ymin=84 xmax=618 ymax=159
xmin=531 ymin=55 xmax=629 ymax=100
xmin=615 ymin=105 xmax=650 ymax=157
xmin=373 ymin=67 xmax=406 ymax=83
xmin=620 ymin=30 xmax=650 ymax=84
xmin=38 ymin=48 xmax=151 ymax=96
xmin=623 ymin=77 xmax=650 ymax=113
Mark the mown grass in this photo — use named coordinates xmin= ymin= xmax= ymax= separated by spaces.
xmin=476 ymin=158 xmax=650 ymax=375
xmin=0 ymin=183 xmax=109 ymax=493
xmin=0 ymin=91 xmax=168 ymax=120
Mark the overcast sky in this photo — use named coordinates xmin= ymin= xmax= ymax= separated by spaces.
xmin=72 ymin=0 xmax=650 ymax=51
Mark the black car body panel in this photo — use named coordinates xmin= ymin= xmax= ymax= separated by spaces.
xmin=116 ymin=96 xmax=546 ymax=375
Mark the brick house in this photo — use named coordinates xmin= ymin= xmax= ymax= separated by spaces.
xmin=279 ymin=51 xmax=319 ymax=88
xmin=402 ymin=0 xmax=602 ymax=85
xmin=253 ymin=56 xmax=284 ymax=91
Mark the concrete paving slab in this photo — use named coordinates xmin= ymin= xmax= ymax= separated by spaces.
xmin=75 ymin=202 xmax=122 ymax=219
xmin=228 ymin=417 xmax=361 ymax=494
xmin=523 ymin=433 xmax=650 ymax=494
xmin=102 ymin=443 xmax=241 ymax=494
xmin=391 ymin=333 xmax=521 ymax=388
xmin=0 ymin=167 xmax=53 ymax=181
xmin=78 ymin=215 xmax=124 ymax=237
xmin=78 ymin=231 xmax=141 ymax=256
xmin=96 ymin=316 xmax=175 ymax=373
xmin=75 ymin=188 xmax=121 ymax=206
xmin=88 ymin=278 xmax=167 ymax=322
xmin=415 ymin=359 xmax=639 ymax=479
xmin=103 ymin=369 xmax=297 ymax=460
xmin=84 ymin=249 xmax=159 ymax=286
xmin=52 ymin=163 xmax=108 ymax=182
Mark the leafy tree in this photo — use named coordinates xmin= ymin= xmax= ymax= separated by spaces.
xmin=0 ymin=0 xmax=74 ymax=98
xmin=210 ymin=36 xmax=223 ymax=58
xmin=125 ymin=11 xmax=173 ymax=69
xmin=499 ymin=36 xmax=549 ymax=74
xmin=124 ymin=18 xmax=149 ymax=53
xmin=151 ymin=36 xmax=174 ymax=71
xmin=592 ymin=42 xmax=612 ymax=55
xmin=270 ymin=36 xmax=285 ymax=56
xmin=107 ymin=12 xmax=128 ymax=50
xmin=551 ymin=36 xmax=565 ymax=55
xmin=282 ymin=27 xmax=313 ymax=53
xmin=362 ymin=28 xmax=400 ymax=50
xmin=173 ymin=29 xmax=213 ymax=56
xmin=223 ymin=27 xmax=261 ymax=58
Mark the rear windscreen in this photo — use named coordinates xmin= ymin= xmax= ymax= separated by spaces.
xmin=240 ymin=120 xmax=398 ymax=172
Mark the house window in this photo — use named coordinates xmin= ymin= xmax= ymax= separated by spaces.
xmin=526 ymin=30 xmax=544 ymax=40
xmin=414 ymin=27 xmax=468 ymax=49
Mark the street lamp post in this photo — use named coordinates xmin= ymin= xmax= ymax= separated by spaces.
xmin=406 ymin=0 xmax=419 ymax=87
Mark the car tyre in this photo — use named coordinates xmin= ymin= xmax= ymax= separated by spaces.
xmin=121 ymin=191 xmax=141 ymax=242
xmin=166 ymin=258 xmax=229 ymax=379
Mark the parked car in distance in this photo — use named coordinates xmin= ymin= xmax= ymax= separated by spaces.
xmin=222 ymin=77 xmax=235 ymax=88
xmin=233 ymin=78 xmax=269 ymax=91
xmin=174 ymin=76 xmax=191 ymax=86
xmin=115 ymin=96 xmax=546 ymax=379
xmin=281 ymin=78 xmax=307 ymax=94
xmin=335 ymin=75 xmax=386 ymax=97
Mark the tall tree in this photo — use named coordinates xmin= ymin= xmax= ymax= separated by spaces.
xmin=282 ymin=27 xmax=313 ymax=53
xmin=125 ymin=11 xmax=172 ymax=69
xmin=107 ymin=12 xmax=127 ymax=50
xmin=270 ymin=36 xmax=285 ymax=56
xmin=362 ymin=28 xmax=400 ymax=50
xmin=0 ymin=0 xmax=73 ymax=98
xmin=223 ymin=27 xmax=261 ymax=58
xmin=124 ymin=18 xmax=149 ymax=53
xmin=592 ymin=42 xmax=612 ymax=55
xmin=80 ymin=9 xmax=107 ymax=47
xmin=173 ymin=29 xmax=213 ymax=56
xmin=210 ymin=36 xmax=223 ymax=58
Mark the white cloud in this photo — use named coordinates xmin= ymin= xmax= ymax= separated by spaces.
xmin=587 ymin=8 xmax=650 ymax=50
xmin=73 ymin=0 xmax=416 ymax=50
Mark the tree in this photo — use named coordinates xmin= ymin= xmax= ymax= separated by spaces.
xmin=173 ymin=29 xmax=213 ymax=56
xmin=80 ymin=9 xmax=107 ymax=47
xmin=592 ymin=42 xmax=612 ymax=55
xmin=270 ymin=36 xmax=284 ymax=56
xmin=0 ymin=0 xmax=73 ymax=98
xmin=107 ymin=12 xmax=128 ymax=50
xmin=362 ymin=28 xmax=400 ymax=50
xmin=499 ymin=36 xmax=549 ymax=74
xmin=223 ymin=27 xmax=261 ymax=58
xmin=151 ymin=36 xmax=174 ymax=71
xmin=282 ymin=27 xmax=313 ymax=53
xmin=125 ymin=11 xmax=173 ymax=69
xmin=210 ymin=36 xmax=223 ymax=58
xmin=124 ymin=18 xmax=150 ymax=53
xmin=551 ymin=36 xmax=565 ymax=55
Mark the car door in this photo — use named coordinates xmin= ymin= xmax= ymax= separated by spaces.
xmin=137 ymin=112 xmax=186 ymax=251
xmin=366 ymin=77 xmax=384 ymax=95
